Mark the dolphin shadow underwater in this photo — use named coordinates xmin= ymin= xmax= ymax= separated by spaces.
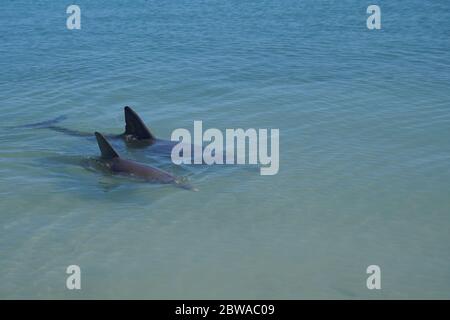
xmin=91 ymin=132 xmax=198 ymax=191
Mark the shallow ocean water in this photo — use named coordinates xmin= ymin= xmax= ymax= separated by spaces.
xmin=1 ymin=0 xmax=450 ymax=298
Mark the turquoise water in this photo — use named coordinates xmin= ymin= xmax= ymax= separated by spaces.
xmin=1 ymin=0 xmax=450 ymax=299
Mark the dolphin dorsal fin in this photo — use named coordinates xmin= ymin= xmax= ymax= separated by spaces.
xmin=95 ymin=132 xmax=119 ymax=159
xmin=124 ymin=106 xmax=155 ymax=140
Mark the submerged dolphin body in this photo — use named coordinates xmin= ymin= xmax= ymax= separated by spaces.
xmin=23 ymin=106 xmax=179 ymax=157
xmin=94 ymin=132 xmax=197 ymax=191
xmin=23 ymin=106 xmax=209 ymax=162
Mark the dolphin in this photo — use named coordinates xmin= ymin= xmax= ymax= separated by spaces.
xmin=22 ymin=106 xmax=209 ymax=161
xmin=22 ymin=106 xmax=180 ymax=157
xmin=21 ymin=106 xmax=163 ymax=143
xmin=93 ymin=132 xmax=197 ymax=191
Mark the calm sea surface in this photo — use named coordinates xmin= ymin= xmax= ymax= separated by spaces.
xmin=1 ymin=0 xmax=449 ymax=298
